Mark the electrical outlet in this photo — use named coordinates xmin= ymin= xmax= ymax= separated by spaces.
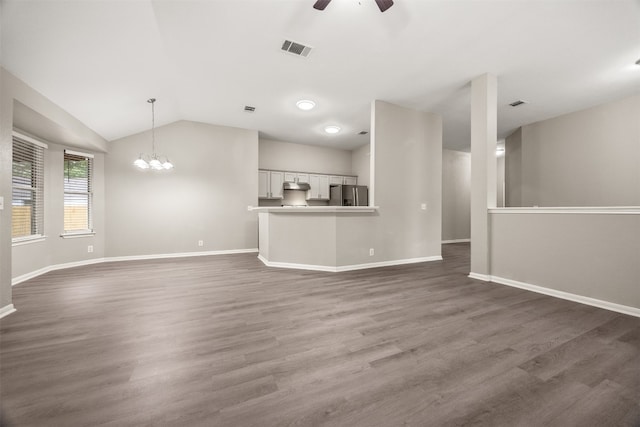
xmin=87 ymin=245 xmax=94 ymax=253
xmin=198 ymin=240 xmax=204 ymax=247
xmin=369 ymin=248 xmax=374 ymax=256
xmin=0 ymin=196 xmax=4 ymax=210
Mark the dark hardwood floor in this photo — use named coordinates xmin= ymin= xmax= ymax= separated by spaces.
xmin=1 ymin=243 xmax=639 ymax=426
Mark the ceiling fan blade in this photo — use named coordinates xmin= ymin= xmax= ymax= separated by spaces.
xmin=374 ymin=0 xmax=394 ymax=12
xmin=313 ymin=0 xmax=332 ymax=11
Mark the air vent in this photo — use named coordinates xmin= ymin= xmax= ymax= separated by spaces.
xmin=244 ymin=105 xmax=256 ymax=112
xmin=358 ymin=131 xmax=369 ymax=135
xmin=509 ymin=100 xmax=528 ymax=107
xmin=281 ymin=40 xmax=312 ymax=57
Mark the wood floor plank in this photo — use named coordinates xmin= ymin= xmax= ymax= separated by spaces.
xmin=1 ymin=243 xmax=639 ymax=426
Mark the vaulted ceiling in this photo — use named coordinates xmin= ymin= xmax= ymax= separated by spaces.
xmin=2 ymin=0 xmax=639 ymax=151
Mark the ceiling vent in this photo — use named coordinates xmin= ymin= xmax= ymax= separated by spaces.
xmin=509 ymin=100 xmax=528 ymax=107
xmin=358 ymin=131 xmax=369 ymax=135
xmin=281 ymin=40 xmax=312 ymax=57
xmin=244 ymin=105 xmax=256 ymax=112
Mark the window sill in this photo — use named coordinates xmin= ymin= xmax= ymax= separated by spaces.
xmin=12 ymin=235 xmax=47 ymax=246
xmin=60 ymin=231 xmax=96 ymax=239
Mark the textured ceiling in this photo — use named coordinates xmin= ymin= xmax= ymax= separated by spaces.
xmin=2 ymin=0 xmax=639 ymax=151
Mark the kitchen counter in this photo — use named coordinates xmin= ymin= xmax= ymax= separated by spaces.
xmin=254 ymin=206 xmax=380 ymax=272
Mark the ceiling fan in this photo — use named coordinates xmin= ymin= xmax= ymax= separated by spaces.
xmin=313 ymin=0 xmax=394 ymax=13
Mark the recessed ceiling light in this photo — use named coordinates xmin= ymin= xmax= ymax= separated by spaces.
xmin=324 ymin=125 xmax=341 ymax=134
xmin=296 ymin=100 xmax=316 ymax=111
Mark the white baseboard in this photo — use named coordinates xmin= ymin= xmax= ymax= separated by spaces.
xmin=442 ymin=239 xmax=471 ymax=244
xmin=258 ymin=255 xmax=443 ymax=273
xmin=490 ymin=275 xmax=640 ymax=318
xmin=12 ymin=258 xmax=106 ymax=286
xmin=468 ymin=272 xmax=491 ymax=282
xmin=12 ymin=249 xmax=259 ymax=286
xmin=103 ymin=248 xmax=258 ymax=263
xmin=0 ymin=304 xmax=16 ymax=319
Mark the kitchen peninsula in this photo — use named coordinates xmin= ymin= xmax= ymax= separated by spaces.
xmin=251 ymin=206 xmax=380 ymax=272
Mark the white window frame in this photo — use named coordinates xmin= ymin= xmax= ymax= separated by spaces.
xmin=11 ymin=131 xmax=47 ymax=244
xmin=61 ymin=149 xmax=95 ymax=237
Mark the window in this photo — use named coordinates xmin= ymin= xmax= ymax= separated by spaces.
xmin=12 ymin=134 xmax=46 ymax=241
xmin=63 ymin=150 xmax=94 ymax=234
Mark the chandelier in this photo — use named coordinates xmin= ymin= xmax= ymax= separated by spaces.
xmin=134 ymin=98 xmax=174 ymax=170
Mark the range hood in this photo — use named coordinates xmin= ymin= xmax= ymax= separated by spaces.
xmin=283 ymin=182 xmax=311 ymax=191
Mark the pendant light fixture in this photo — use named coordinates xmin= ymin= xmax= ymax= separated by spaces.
xmin=134 ymin=98 xmax=174 ymax=170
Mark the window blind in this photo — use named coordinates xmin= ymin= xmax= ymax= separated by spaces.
xmin=64 ymin=150 xmax=93 ymax=232
xmin=12 ymin=137 xmax=45 ymax=239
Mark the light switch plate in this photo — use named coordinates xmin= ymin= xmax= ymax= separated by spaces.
xmin=0 ymin=196 xmax=4 ymax=210
xmin=420 ymin=203 xmax=427 ymax=210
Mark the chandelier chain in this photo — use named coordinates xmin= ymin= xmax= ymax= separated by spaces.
xmin=148 ymin=98 xmax=156 ymax=154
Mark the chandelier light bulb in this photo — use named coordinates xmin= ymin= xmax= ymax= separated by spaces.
xmin=162 ymin=160 xmax=174 ymax=170
xmin=149 ymin=158 xmax=162 ymax=170
xmin=134 ymin=157 xmax=149 ymax=169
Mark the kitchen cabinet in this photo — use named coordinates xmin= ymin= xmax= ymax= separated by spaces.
xmin=329 ymin=176 xmax=344 ymax=185
xmin=259 ymin=170 xmax=284 ymax=199
xmin=284 ymin=172 xmax=309 ymax=183
xmin=258 ymin=170 xmax=269 ymax=198
xmin=260 ymin=169 xmax=357 ymax=200
xmin=329 ymin=175 xmax=358 ymax=185
xmin=344 ymin=176 xmax=357 ymax=185
xmin=308 ymin=174 xmax=330 ymax=200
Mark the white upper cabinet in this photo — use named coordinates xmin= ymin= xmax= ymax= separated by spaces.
xmin=258 ymin=170 xmax=269 ymax=198
xmin=344 ymin=176 xmax=357 ymax=185
xmin=329 ymin=176 xmax=344 ymax=185
xmin=284 ymin=172 xmax=309 ymax=183
xmin=270 ymin=171 xmax=284 ymax=199
xmin=259 ymin=170 xmax=285 ymax=199
xmin=329 ymin=175 xmax=357 ymax=185
xmin=308 ymin=174 xmax=330 ymax=200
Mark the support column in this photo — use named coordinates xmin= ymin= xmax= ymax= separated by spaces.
xmin=469 ymin=73 xmax=497 ymax=280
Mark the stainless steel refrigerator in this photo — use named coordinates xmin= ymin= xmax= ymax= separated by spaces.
xmin=329 ymin=185 xmax=368 ymax=206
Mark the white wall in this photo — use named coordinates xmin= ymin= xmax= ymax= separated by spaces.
xmin=106 ymin=120 xmax=258 ymax=257
xmin=12 ymin=142 xmax=106 ymax=279
xmin=367 ymin=100 xmax=442 ymax=262
xmin=1 ymin=68 xmax=108 ymax=311
xmin=490 ymin=211 xmax=640 ymax=311
xmin=442 ymin=149 xmax=470 ymax=242
xmin=506 ymin=94 xmax=640 ymax=207
xmin=351 ymin=143 xmax=370 ymax=187
xmin=1 ymin=69 xmax=13 ymax=308
xmin=496 ymin=139 xmax=505 ymax=208
xmin=505 ymin=127 xmax=522 ymax=207
xmin=259 ymin=138 xmax=352 ymax=175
